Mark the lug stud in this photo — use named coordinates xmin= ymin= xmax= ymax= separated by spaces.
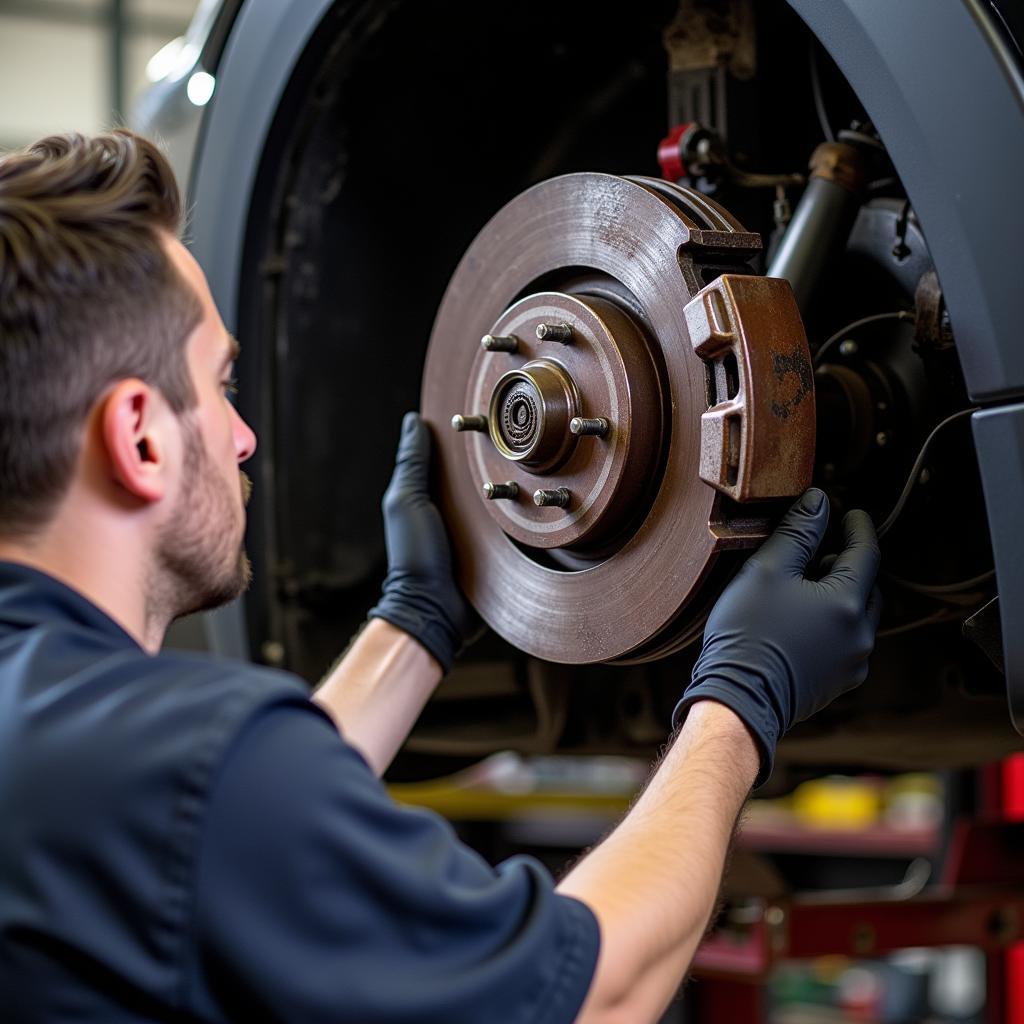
xmin=533 ymin=487 xmax=571 ymax=508
xmin=536 ymin=322 xmax=573 ymax=343
xmin=483 ymin=481 xmax=518 ymax=500
xmin=570 ymin=416 xmax=610 ymax=437
xmin=481 ymin=334 xmax=519 ymax=353
xmin=451 ymin=414 xmax=488 ymax=432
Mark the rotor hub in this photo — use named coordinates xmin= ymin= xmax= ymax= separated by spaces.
xmin=470 ymin=292 xmax=662 ymax=550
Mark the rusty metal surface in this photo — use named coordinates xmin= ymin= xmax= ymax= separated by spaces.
xmin=914 ymin=269 xmax=955 ymax=353
xmin=662 ymin=0 xmax=756 ymax=80
xmin=687 ymin=274 xmax=815 ymax=500
xmin=421 ymin=172 xmax=813 ymax=664
xmin=808 ymin=141 xmax=866 ymax=193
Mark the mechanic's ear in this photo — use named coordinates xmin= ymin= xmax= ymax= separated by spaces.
xmin=100 ymin=379 xmax=171 ymax=504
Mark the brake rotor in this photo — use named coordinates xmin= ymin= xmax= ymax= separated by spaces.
xmin=422 ymin=173 xmax=814 ymax=664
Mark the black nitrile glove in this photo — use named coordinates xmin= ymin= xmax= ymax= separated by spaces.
xmin=368 ymin=412 xmax=480 ymax=673
xmin=673 ymin=488 xmax=881 ymax=786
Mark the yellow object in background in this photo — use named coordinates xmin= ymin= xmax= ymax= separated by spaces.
xmin=791 ymin=776 xmax=883 ymax=830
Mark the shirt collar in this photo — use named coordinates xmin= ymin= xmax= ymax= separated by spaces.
xmin=0 ymin=560 xmax=141 ymax=649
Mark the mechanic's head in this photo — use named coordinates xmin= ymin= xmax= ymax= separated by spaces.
xmin=0 ymin=129 xmax=257 ymax=625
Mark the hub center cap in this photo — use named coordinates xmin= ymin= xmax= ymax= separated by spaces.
xmin=489 ymin=361 xmax=577 ymax=470
xmin=498 ymin=382 xmax=540 ymax=450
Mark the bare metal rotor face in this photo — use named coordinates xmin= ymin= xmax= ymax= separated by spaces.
xmin=422 ymin=173 xmax=814 ymax=664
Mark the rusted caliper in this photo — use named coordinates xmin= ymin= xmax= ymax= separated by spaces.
xmin=422 ymin=173 xmax=814 ymax=664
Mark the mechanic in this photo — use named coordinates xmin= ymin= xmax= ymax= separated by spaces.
xmin=0 ymin=131 xmax=881 ymax=1023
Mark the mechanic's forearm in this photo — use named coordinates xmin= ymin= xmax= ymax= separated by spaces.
xmin=557 ymin=701 xmax=758 ymax=1024
xmin=312 ymin=618 xmax=442 ymax=776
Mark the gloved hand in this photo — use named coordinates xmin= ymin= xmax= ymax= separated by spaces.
xmin=673 ymin=488 xmax=881 ymax=786
xmin=368 ymin=412 xmax=480 ymax=673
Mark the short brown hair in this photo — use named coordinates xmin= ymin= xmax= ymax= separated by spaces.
xmin=0 ymin=129 xmax=202 ymax=535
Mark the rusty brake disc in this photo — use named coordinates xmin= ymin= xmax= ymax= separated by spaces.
xmin=421 ymin=173 xmax=814 ymax=664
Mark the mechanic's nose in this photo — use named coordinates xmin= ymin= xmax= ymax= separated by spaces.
xmin=232 ymin=404 xmax=257 ymax=463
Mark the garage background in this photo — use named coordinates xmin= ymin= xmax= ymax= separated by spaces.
xmin=0 ymin=0 xmax=199 ymax=150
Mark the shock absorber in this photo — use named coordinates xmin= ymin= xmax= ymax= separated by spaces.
xmin=767 ymin=140 xmax=867 ymax=312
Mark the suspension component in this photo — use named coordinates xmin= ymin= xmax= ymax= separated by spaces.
xmin=767 ymin=141 xmax=867 ymax=312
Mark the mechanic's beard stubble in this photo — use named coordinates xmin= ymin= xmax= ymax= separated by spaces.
xmin=153 ymin=418 xmax=253 ymax=623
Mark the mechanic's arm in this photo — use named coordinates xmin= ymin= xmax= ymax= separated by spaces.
xmin=313 ymin=412 xmax=477 ymax=774
xmin=313 ymin=619 xmax=440 ymax=775
xmin=560 ymin=701 xmax=756 ymax=1023
xmin=560 ymin=490 xmax=882 ymax=1023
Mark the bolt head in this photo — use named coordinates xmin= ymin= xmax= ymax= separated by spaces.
xmin=482 ymin=481 xmax=518 ymax=500
xmin=535 ymin=322 xmax=573 ymax=343
xmin=570 ymin=416 xmax=609 ymax=437
xmin=451 ymin=414 xmax=487 ymax=433
xmin=839 ymin=339 xmax=859 ymax=357
xmin=481 ymin=334 xmax=518 ymax=353
xmin=533 ymin=487 xmax=570 ymax=508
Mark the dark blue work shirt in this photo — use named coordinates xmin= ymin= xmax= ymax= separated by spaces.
xmin=0 ymin=562 xmax=599 ymax=1022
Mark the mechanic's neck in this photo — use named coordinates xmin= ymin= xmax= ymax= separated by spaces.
xmin=0 ymin=502 xmax=167 ymax=654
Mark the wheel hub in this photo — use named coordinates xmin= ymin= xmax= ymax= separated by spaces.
xmin=470 ymin=291 xmax=662 ymax=551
